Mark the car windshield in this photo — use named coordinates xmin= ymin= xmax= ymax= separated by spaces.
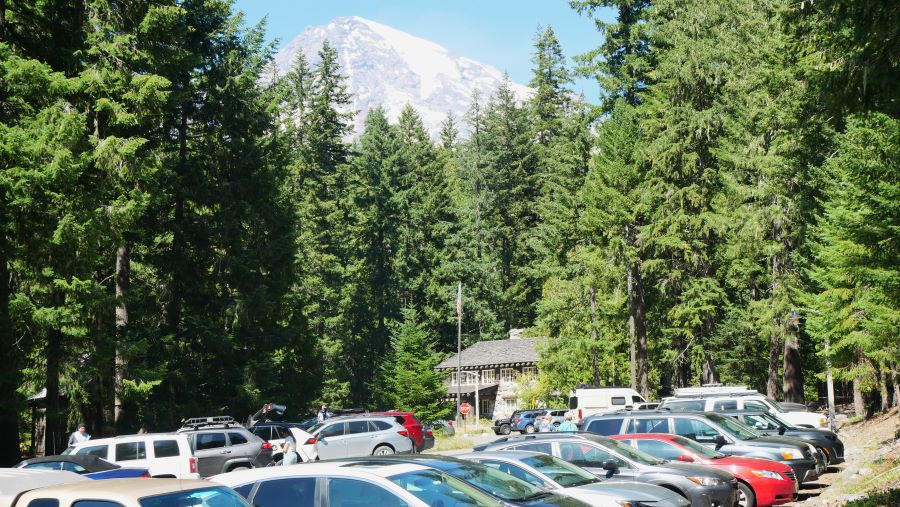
xmin=764 ymin=397 xmax=786 ymax=412
xmin=671 ymin=436 xmax=726 ymax=459
xmin=139 ymin=487 xmax=251 ymax=507
xmin=765 ymin=412 xmax=797 ymax=429
xmin=520 ymin=454 xmax=599 ymax=488
xmin=708 ymin=414 xmax=760 ymax=440
xmin=389 ymin=469 xmax=503 ymax=507
xmin=594 ymin=436 xmax=664 ymax=465
xmin=444 ymin=462 xmax=549 ymax=501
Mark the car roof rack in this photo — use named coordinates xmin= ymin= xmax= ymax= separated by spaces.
xmin=181 ymin=416 xmax=237 ymax=429
xmin=671 ymin=385 xmax=759 ymax=398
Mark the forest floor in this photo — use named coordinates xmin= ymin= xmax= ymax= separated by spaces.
xmin=786 ymin=407 xmax=899 ymax=506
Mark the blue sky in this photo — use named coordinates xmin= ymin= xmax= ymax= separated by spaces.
xmin=231 ymin=0 xmax=613 ymax=99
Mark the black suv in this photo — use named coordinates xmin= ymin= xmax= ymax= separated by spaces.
xmin=582 ymin=410 xmax=824 ymax=483
xmin=492 ymin=409 xmax=525 ymax=435
xmin=475 ymin=433 xmax=738 ymax=507
xmin=723 ymin=410 xmax=844 ymax=465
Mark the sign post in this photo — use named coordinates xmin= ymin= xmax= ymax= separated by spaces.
xmin=459 ymin=402 xmax=471 ymax=435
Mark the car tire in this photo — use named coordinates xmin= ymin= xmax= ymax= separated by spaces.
xmin=736 ymin=481 xmax=756 ymax=507
xmin=229 ymin=465 xmax=251 ymax=472
xmin=524 ymin=424 xmax=535 ymax=434
xmin=373 ymin=445 xmax=395 ymax=456
xmin=499 ymin=424 xmax=511 ymax=435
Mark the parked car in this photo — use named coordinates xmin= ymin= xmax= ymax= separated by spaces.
xmin=211 ymin=461 xmax=505 ymax=507
xmin=10 ymin=477 xmax=250 ymax=507
xmin=177 ymin=416 xmax=274 ymax=476
xmin=458 ymin=450 xmax=691 ymax=507
xmin=368 ymin=411 xmax=431 ymax=451
xmin=333 ymin=455 xmax=592 ymax=507
xmin=14 ymin=455 xmax=149 ymax=480
xmin=306 ymin=415 xmax=414 ymax=459
xmin=566 ymin=386 xmax=647 ymax=425
xmin=63 ymin=433 xmax=198 ymax=479
xmin=612 ymin=433 xmax=798 ymax=507
xmin=582 ymin=409 xmax=824 ymax=483
xmin=493 ymin=409 xmax=526 ymax=435
xmin=0 ymin=469 xmax=88 ymax=506
xmin=723 ymin=410 xmax=845 ymax=464
xmin=474 ymin=433 xmax=738 ymax=507
xmin=535 ymin=409 xmax=568 ymax=430
xmin=658 ymin=385 xmax=827 ymax=429
xmin=513 ymin=410 xmax=546 ymax=434
xmin=249 ymin=422 xmax=317 ymax=462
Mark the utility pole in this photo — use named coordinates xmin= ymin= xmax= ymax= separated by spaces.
xmin=456 ymin=282 xmax=462 ymax=426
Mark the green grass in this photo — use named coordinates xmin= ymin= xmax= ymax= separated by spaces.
xmin=431 ymin=434 xmax=474 ymax=452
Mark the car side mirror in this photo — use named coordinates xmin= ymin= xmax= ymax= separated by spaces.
xmin=778 ymin=426 xmax=785 ymax=435
xmin=677 ymin=454 xmax=694 ymax=462
xmin=601 ymin=459 xmax=619 ymax=471
xmin=714 ymin=435 xmax=727 ymax=449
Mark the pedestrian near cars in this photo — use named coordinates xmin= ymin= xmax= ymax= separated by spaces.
xmin=539 ymin=415 xmax=554 ymax=432
xmin=557 ymin=414 xmax=578 ymax=432
xmin=67 ymin=423 xmax=90 ymax=446
xmin=317 ymin=405 xmax=328 ymax=422
xmin=281 ymin=428 xmax=299 ymax=465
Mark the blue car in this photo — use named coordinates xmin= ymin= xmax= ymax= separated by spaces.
xmin=512 ymin=410 xmax=544 ymax=433
xmin=15 ymin=455 xmax=149 ymax=479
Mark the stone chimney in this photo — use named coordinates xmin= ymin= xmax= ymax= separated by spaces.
xmin=508 ymin=328 xmax=525 ymax=340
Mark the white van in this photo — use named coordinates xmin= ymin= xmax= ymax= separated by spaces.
xmin=64 ymin=433 xmax=198 ymax=479
xmin=566 ymin=386 xmax=647 ymax=425
xmin=659 ymin=385 xmax=828 ymax=429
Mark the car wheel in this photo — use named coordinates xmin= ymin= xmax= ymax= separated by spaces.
xmin=524 ymin=424 xmax=535 ymax=434
xmin=499 ymin=424 xmax=511 ymax=435
xmin=373 ymin=445 xmax=395 ymax=456
xmin=230 ymin=465 xmax=251 ymax=472
xmin=736 ymin=482 xmax=756 ymax=507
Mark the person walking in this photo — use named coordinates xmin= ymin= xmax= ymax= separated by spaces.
xmin=67 ymin=423 xmax=91 ymax=447
xmin=539 ymin=414 xmax=553 ymax=433
xmin=317 ymin=405 xmax=328 ymax=422
xmin=281 ymin=428 xmax=299 ymax=465
xmin=557 ymin=414 xmax=578 ymax=432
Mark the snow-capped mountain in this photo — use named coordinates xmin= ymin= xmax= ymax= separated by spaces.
xmin=273 ymin=16 xmax=531 ymax=138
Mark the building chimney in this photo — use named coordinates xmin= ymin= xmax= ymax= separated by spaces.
xmin=509 ymin=328 xmax=524 ymax=340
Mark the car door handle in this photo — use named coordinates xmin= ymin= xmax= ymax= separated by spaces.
xmin=220 ymin=450 xmax=231 ymax=454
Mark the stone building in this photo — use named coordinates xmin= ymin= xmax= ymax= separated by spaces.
xmin=435 ymin=329 xmax=540 ymax=421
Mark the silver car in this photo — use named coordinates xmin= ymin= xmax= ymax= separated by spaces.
xmin=308 ymin=416 xmax=413 ymax=459
xmin=459 ymin=450 xmax=690 ymax=507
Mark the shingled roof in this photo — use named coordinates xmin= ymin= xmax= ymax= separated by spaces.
xmin=436 ymin=338 xmax=540 ymax=370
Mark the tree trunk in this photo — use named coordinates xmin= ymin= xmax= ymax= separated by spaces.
xmin=44 ymin=325 xmax=63 ymax=455
xmin=782 ymin=313 xmax=804 ymax=403
xmin=852 ymin=377 xmax=866 ymax=418
xmin=0 ymin=255 xmax=21 ymax=466
xmin=627 ymin=268 xmax=636 ymax=390
xmin=674 ymin=337 xmax=691 ymax=388
xmin=589 ymin=287 xmax=599 ymax=386
xmin=114 ymin=244 xmax=129 ymax=428
xmin=875 ymin=363 xmax=889 ymax=413
xmin=767 ymin=331 xmax=779 ymax=398
xmin=892 ymin=363 xmax=900 ymax=408
xmin=628 ymin=261 xmax=649 ymax=398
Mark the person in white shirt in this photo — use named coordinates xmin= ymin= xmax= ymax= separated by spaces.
xmin=68 ymin=423 xmax=90 ymax=446
xmin=281 ymin=428 xmax=298 ymax=465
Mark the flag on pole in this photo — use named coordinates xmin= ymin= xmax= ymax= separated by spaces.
xmin=456 ymin=283 xmax=462 ymax=317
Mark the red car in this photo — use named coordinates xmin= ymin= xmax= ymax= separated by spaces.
xmin=612 ymin=433 xmax=797 ymax=507
xmin=368 ymin=411 xmax=431 ymax=451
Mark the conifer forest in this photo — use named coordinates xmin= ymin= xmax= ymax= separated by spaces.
xmin=0 ymin=0 xmax=897 ymax=465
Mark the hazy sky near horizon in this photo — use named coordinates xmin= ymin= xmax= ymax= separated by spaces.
xmin=231 ymin=0 xmax=613 ymax=98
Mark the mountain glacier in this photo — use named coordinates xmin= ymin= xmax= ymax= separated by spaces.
xmin=273 ymin=16 xmax=531 ymax=137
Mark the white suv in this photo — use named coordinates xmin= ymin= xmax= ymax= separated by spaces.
xmin=63 ymin=433 xmax=198 ymax=478
xmin=660 ymin=387 xmax=827 ymax=429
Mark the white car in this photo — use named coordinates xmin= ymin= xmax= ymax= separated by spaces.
xmin=249 ymin=424 xmax=317 ymax=462
xmin=63 ymin=433 xmax=199 ymax=478
xmin=661 ymin=387 xmax=828 ymax=429
xmin=0 ymin=469 xmax=87 ymax=507
xmin=11 ymin=477 xmax=247 ymax=507
xmin=212 ymin=461 xmax=505 ymax=507
xmin=459 ymin=451 xmax=690 ymax=507
xmin=566 ymin=386 xmax=647 ymax=425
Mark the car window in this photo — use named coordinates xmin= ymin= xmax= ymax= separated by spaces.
xmin=559 ymin=442 xmax=625 ymax=469
xmin=673 ymin=418 xmax=722 ymax=444
xmin=252 ymin=478 xmax=316 ymax=507
xmin=139 ymin=487 xmax=251 ymax=507
xmin=75 ymin=445 xmax=108 ymax=459
xmin=713 ymin=400 xmax=738 ymax=411
xmin=513 ymin=442 xmax=553 ymax=454
xmin=521 ymin=453 xmax=599 ymax=488
xmin=611 ymin=397 xmax=626 ymax=406
xmin=635 ymin=439 xmax=683 ymax=460
xmin=745 ymin=400 xmax=769 ymax=411
xmin=626 ymin=418 xmax=668 ymax=433
xmin=347 ymin=421 xmax=370 ymax=434
xmin=24 ymin=462 xmax=63 ymax=470
xmin=631 ymin=395 xmax=644 ymax=403
xmin=389 ymin=470 xmax=500 ymax=507
xmin=74 ymin=502 xmax=124 ymax=507
xmin=671 ymin=435 xmax=726 ymax=458
xmin=115 ymin=441 xmax=146 ymax=461
xmin=586 ymin=418 xmax=624 ymax=436
xmin=370 ymin=420 xmax=392 ymax=432
xmin=744 ymin=414 xmax=779 ymax=431
xmin=229 ymin=432 xmax=249 ymax=445
xmin=321 ymin=423 xmax=345 ymax=438
xmin=26 ymin=500 xmax=59 ymax=507
xmin=479 ymin=460 xmax=545 ymax=487
xmin=153 ymin=440 xmax=181 ymax=458
xmin=196 ymin=433 xmax=227 ymax=450
xmin=663 ymin=400 xmax=706 ymax=411
xmin=707 ymin=414 xmax=760 ymax=440
xmin=60 ymin=461 xmax=87 ymax=473
xmin=328 ymin=478 xmax=408 ymax=507
xmin=443 ymin=462 xmax=545 ymax=501
xmin=251 ymin=426 xmax=272 ymax=440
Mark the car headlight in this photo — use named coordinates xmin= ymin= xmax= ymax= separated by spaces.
xmin=687 ymin=476 xmax=727 ymax=486
xmin=750 ymin=470 xmax=784 ymax=480
xmin=779 ymin=447 xmax=803 ymax=460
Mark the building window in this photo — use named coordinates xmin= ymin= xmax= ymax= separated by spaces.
xmin=522 ymin=366 xmax=537 ymax=380
xmin=451 ymin=371 xmax=476 ymax=385
xmin=500 ymin=368 xmax=516 ymax=383
xmin=481 ymin=369 xmax=496 ymax=384
xmin=480 ymin=399 xmax=493 ymax=417
xmin=498 ymin=398 xmax=516 ymax=414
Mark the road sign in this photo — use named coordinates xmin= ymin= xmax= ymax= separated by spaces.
xmin=459 ymin=402 xmax=471 ymax=415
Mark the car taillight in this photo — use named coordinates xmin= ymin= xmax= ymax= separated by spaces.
xmin=262 ymin=442 xmax=273 ymax=450
xmin=189 ymin=456 xmax=197 ymax=474
xmin=426 ymin=429 xmax=433 ymax=436
xmin=139 ymin=472 xmax=151 ymax=478
xmin=398 ymin=430 xmax=409 ymax=437
xmin=578 ymin=408 xmax=582 ymax=421
xmin=304 ymin=437 xmax=317 ymax=445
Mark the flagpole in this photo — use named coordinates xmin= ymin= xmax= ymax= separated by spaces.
xmin=456 ymin=282 xmax=462 ymax=426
